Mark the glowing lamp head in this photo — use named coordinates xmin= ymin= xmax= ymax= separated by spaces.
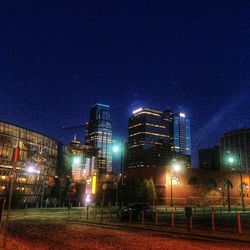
xmin=85 ymin=194 xmax=91 ymax=204
xmin=27 ymin=166 xmax=35 ymax=173
xmin=172 ymin=163 xmax=181 ymax=172
xmin=228 ymin=156 xmax=235 ymax=164
xmin=73 ymin=156 xmax=81 ymax=165
xmin=113 ymin=145 xmax=119 ymax=153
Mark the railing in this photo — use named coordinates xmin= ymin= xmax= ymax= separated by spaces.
xmin=6 ymin=205 xmax=250 ymax=238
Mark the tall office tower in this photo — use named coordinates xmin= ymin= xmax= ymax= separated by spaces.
xmin=199 ymin=146 xmax=220 ymax=171
xmin=85 ymin=103 xmax=112 ymax=173
xmin=220 ymin=128 xmax=250 ymax=173
xmin=127 ymin=108 xmax=169 ymax=169
xmin=164 ymin=110 xmax=191 ymax=166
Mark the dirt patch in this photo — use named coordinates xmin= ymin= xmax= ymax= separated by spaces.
xmin=0 ymin=221 xmax=249 ymax=250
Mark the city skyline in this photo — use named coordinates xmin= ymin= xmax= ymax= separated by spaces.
xmin=0 ymin=2 xmax=250 ymax=248
xmin=0 ymin=1 xmax=250 ymax=168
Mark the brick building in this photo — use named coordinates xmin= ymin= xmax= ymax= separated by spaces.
xmin=124 ymin=167 xmax=250 ymax=206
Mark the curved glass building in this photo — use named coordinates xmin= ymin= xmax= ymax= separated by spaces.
xmin=0 ymin=121 xmax=62 ymax=206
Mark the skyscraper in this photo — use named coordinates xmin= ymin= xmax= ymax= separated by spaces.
xmin=127 ymin=108 xmax=169 ymax=169
xmin=165 ymin=110 xmax=191 ymax=166
xmin=85 ymin=103 xmax=112 ymax=173
xmin=219 ymin=128 xmax=250 ymax=173
xmin=199 ymin=146 xmax=220 ymax=171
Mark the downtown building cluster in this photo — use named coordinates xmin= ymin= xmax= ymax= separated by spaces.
xmin=127 ymin=107 xmax=191 ymax=169
xmin=0 ymin=103 xmax=191 ymax=207
xmin=0 ymin=102 xmax=249 ymax=208
xmin=199 ymin=128 xmax=250 ymax=173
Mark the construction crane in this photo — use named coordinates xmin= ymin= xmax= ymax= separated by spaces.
xmin=62 ymin=122 xmax=88 ymax=130
xmin=62 ymin=122 xmax=88 ymax=142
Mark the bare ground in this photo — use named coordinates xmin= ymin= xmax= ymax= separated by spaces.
xmin=0 ymin=221 xmax=249 ymax=250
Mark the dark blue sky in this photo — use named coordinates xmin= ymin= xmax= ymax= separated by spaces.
xmin=0 ymin=0 xmax=250 ymax=167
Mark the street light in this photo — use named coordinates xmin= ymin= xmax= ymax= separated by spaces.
xmin=25 ymin=164 xmax=44 ymax=208
xmin=218 ymin=187 xmax=225 ymax=207
xmin=112 ymin=145 xmax=119 ymax=153
xmin=226 ymin=152 xmax=245 ymax=211
xmin=170 ymin=160 xmax=182 ymax=207
xmin=112 ymin=141 xmax=124 ymax=206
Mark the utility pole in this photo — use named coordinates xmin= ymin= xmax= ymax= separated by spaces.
xmin=239 ymin=154 xmax=245 ymax=211
xmin=3 ymin=143 xmax=19 ymax=249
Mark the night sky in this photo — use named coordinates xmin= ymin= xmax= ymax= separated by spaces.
xmin=0 ymin=0 xmax=250 ymax=168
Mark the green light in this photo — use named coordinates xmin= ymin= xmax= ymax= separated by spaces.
xmin=227 ymin=156 xmax=235 ymax=164
xmin=113 ymin=145 xmax=120 ymax=153
xmin=73 ymin=156 xmax=81 ymax=165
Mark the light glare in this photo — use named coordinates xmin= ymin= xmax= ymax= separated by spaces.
xmin=172 ymin=163 xmax=181 ymax=172
xmin=132 ymin=108 xmax=142 ymax=114
xmin=113 ymin=145 xmax=119 ymax=153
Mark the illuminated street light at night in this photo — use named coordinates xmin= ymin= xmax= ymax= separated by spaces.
xmin=85 ymin=194 xmax=91 ymax=204
xmin=172 ymin=163 xmax=181 ymax=172
xmin=227 ymin=156 xmax=235 ymax=164
xmin=26 ymin=165 xmax=40 ymax=174
xmin=112 ymin=145 xmax=120 ymax=153
xmin=73 ymin=156 xmax=81 ymax=165
xmin=226 ymin=152 xmax=245 ymax=211
xmin=112 ymin=140 xmax=124 ymax=206
xmin=170 ymin=159 xmax=182 ymax=207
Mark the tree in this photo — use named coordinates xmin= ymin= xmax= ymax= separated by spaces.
xmin=146 ymin=178 xmax=157 ymax=204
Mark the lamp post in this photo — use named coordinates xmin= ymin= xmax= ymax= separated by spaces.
xmin=3 ymin=143 xmax=19 ymax=249
xmin=170 ymin=160 xmax=181 ymax=207
xmin=226 ymin=153 xmax=245 ymax=211
xmin=112 ymin=141 xmax=124 ymax=206
xmin=26 ymin=165 xmax=43 ymax=207
xmin=219 ymin=186 xmax=225 ymax=207
xmin=226 ymin=180 xmax=231 ymax=212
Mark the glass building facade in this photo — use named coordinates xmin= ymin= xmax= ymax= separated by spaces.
xmin=165 ymin=110 xmax=191 ymax=166
xmin=199 ymin=146 xmax=220 ymax=171
xmin=85 ymin=103 xmax=112 ymax=173
xmin=0 ymin=121 xmax=62 ymax=206
xmin=220 ymin=128 xmax=250 ymax=173
xmin=127 ymin=108 xmax=169 ymax=168
xmin=127 ymin=108 xmax=192 ymax=169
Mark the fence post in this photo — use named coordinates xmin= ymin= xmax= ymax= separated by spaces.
xmin=94 ymin=208 xmax=97 ymax=220
xmin=129 ymin=209 xmax=132 ymax=223
xmin=80 ymin=207 xmax=82 ymax=219
xmin=211 ymin=207 xmax=215 ymax=231
xmin=171 ymin=210 xmax=174 ymax=229
xmin=118 ymin=210 xmax=121 ymax=222
xmin=109 ymin=209 xmax=112 ymax=222
xmin=155 ymin=210 xmax=158 ymax=225
xmin=237 ymin=212 xmax=242 ymax=234
xmin=100 ymin=209 xmax=103 ymax=222
xmin=86 ymin=206 xmax=89 ymax=221
xmin=141 ymin=211 xmax=144 ymax=225
xmin=187 ymin=216 xmax=191 ymax=232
